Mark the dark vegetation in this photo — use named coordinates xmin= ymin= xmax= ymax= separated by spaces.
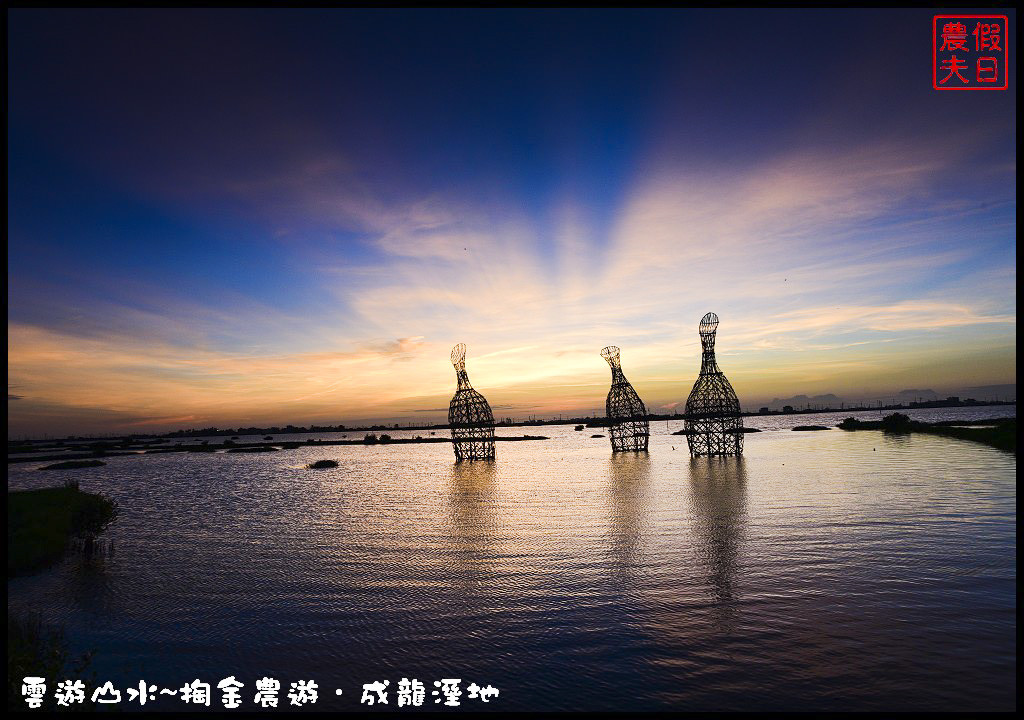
xmin=8 ymin=483 xmax=118 ymax=577
xmin=8 ymin=613 xmax=95 ymax=712
xmin=307 ymin=459 xmax=340 ymax=469
xmin=39 ymin=459 xmax=106 ymax=470
xmin=838 ymin=414 xmax=1016 ymax=453
xmin=923 ymin=422 xmax=1016 ymax=453
xmin=792 ymin=425 xmax=830 ymax=431
xmin=9 ymin=484 xmax=117 ymax=705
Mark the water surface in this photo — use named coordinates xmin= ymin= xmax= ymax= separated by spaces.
xmin=8 ymin=414 xmax=1016 ymax=711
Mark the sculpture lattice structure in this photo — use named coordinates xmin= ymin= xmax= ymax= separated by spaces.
xmin=684 ymin=313 xmax=744 ymax=457
xmin=448 ymin=343 xmax=496 ymax=461
xmin=601 ymin=346 xmax=650 ymax=452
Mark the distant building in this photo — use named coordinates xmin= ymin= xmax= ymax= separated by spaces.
xmin=759 ymin=407 xmax=770 ymax=414
xmin=782 ymin=405 xmax=795 ymax=413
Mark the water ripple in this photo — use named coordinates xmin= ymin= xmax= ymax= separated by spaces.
xmin=8 ymin=419 xmax=1016 ymax=711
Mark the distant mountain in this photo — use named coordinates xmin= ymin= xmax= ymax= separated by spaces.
xmin=958 ymin=384 xmax=1017 ymax=401
xmin=758 ymin=385 xmax=1014 ymax=411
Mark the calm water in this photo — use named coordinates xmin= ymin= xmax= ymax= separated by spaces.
xmin=8 ymin=412 xmax=1017 ymax=711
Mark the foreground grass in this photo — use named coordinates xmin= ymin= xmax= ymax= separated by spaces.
xmin=8 ymin=613 xmax=95 ymax=712
xmin=8 ymin=484 xmax=118 ymax=577
xmin=8 ymin=486 xmax=110 ymax=709
xmin=838 ymin=414 xmax=1016 ymax=453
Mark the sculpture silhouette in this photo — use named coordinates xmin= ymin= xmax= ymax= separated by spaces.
xmin=684 ymin=313 xmax=744 ymax=456
xmin=448 ymin=343 xmax=496 ymax=461
xmin=601 ymin=346 xmax=649 ymax=452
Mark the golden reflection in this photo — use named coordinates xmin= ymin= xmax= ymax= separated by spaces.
xmin=882 ymin=432 xmax=912 ymax=449
xmin=606 ymin=452 xmax=651 ymax=574
xmin=445 ymin=461 xmax=499 ymax=586
xmin=688 ymin=456 xmax=748 ymax=609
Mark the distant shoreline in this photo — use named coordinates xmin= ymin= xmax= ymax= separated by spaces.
xmin=7 ymin=413 xmax=1016 ymax=463
xmin=6 ymin=399 xmax=1016 ymax=444
xmin=7 ymin=434 xmax=552 ymax=464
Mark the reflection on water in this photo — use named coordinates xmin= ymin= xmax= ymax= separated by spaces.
xmin=882 ymin=432 xmax=913 ymax=449
xmin=7 ymin=422 xmax=1017 ymax=711
xmin=446 ymin=461 xmax=499 ymax=588
xmin=688 ymin=456 xmax=747 ymax=611
xmin=606 ymin=452 xmax=650 ymax=574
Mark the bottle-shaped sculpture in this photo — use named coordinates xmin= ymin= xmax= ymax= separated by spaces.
xmin=601 ymin=346 xmax=650 ymax=452
xmin=683 ymin=313 xmax=744 ymax=456
xmin=448 ymin=343 xmax=496 ymax=462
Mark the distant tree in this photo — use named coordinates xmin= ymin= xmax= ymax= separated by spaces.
xmin=881 ymin=413 xmax=913 ymax=434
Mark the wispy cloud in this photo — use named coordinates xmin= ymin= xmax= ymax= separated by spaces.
xmin=8 ymin=134 xmax=1015 ymax=435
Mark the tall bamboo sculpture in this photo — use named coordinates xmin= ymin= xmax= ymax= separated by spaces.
xmin=684 ymin=313 xmax=744 ymax=456
xmin=448 ymin=343 xmax=496 ymax=461
xmin=601 ymin=346 xmax=650 ymax=452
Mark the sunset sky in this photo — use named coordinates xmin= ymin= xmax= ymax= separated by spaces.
xmin=8 ymin=9 xmax=1016 ymax=437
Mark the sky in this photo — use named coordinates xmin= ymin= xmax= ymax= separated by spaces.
xmin=7 ymin=8 xmax=1017 ymax=437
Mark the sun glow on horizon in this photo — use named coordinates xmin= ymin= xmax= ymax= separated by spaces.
xmin=7 ymin=10 xmax=1016 ymax=436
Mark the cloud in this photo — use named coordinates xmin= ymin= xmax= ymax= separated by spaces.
xmin=7 ymin=131 xmax=1016 ymax=435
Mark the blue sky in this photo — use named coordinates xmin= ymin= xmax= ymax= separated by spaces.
xmin=7 ymin=9 xmax=1016 ymax=435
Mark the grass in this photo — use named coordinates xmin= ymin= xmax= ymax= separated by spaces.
xmin=39 ymin=459 xmax=106 ymax=470
xmin=8 ymin=484 xmax=118 ymax=577
xmin=8 ymin=613 xmax=95 ymax=711
xmin=838 ymin=414 xmax=1016 ymax=453
xmin=307 ymin=459 xmax=340 ymax=469
xmin=919 ymin=421 xmax=1016 ymax=453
